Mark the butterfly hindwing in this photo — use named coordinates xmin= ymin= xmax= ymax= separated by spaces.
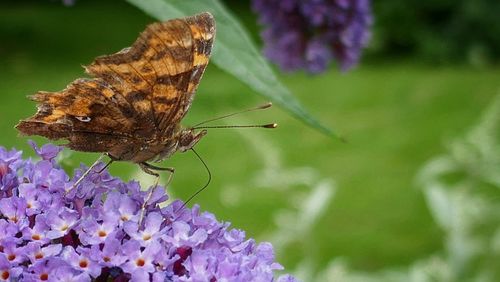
xmin=16 ymin=78 xmax=137 ymax=141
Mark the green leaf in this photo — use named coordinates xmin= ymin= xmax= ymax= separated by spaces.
xmin=125 ymin=0 xmax=336 ymax=137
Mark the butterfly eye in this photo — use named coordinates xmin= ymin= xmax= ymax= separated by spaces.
xmin=75 ymin=116 xmax=91 ymax=122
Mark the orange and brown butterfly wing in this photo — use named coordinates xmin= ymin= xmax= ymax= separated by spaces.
xmin=16 ymin=13 xmax=215 ymax=160
xmin=16 ymin=78 xmax=139 ymax=153
xmin=85 ymin=12 xmax=215 ymax=137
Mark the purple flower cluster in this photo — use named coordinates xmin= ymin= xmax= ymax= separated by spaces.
xmin=0 ymin=143 xmax=297 ymax=282
xmin=252 ymin=0 xmax=373 ymax=73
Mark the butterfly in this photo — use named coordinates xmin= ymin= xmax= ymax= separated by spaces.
xmin=16 ymin=12 xmax=216 ymax=177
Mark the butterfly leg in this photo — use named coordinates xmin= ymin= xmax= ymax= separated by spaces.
xmin=96 ymin=156 xmax=114 ymax=174
xmin=66 ymin=153 xmax=106 ymax=194
xmin=138 ymin=162 xmax=175 ymax=224
xmin=141 ymin=162 xmax=176 ymax=186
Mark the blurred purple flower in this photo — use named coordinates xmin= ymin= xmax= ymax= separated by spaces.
xmin=61 ymin=0 xmax=76 ymax=6
xmin=252 ymin=0 xmax=373 ymax=73
xmin=0 ymin=142 xmax=297 ymax=281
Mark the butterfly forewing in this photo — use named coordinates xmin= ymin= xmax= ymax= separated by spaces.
xmin=85 ymin=12 xmax=215 ymax=136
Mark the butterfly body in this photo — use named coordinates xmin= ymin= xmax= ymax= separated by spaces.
xmin=103 ymin=127 xmax=207 ymax=164
xmin=16 ymin=13 xmax=215 ymax=170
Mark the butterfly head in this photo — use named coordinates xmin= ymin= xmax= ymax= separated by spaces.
xmin=177 ymin=129 xmax=207 ymax=152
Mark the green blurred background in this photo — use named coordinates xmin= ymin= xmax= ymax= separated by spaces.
xmin=1 ymin=0 xmax=499 ymax=280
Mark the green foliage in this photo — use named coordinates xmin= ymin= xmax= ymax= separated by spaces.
xmin=373 ymin=0 xmax=500 ymax=65
xmin=307 ymin=94 xmax=500 ymax=281
xmin=125 ymin=0 xmax=335 ymax=136
xmin=416 ymin=94 xmax=500 ymax=281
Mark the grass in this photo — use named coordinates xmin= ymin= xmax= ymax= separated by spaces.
xmin=1 ymin=0 xmax=500 ymax=273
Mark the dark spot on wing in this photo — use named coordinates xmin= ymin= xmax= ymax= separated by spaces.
xmin=127 ymin=91 xmax=148 ymax=102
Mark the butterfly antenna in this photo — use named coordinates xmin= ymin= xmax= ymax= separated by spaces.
xmin=178 ymin=148 xmax=211 ymax=210
xmin=192 ymin=102 xmax=273 ymax=128
xmin=192 ymin=123 xmax=277 ymax=130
